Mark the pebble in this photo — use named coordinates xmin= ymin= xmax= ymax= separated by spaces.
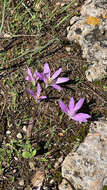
xmin=65 ymin=46 xmax=71 ymax=53
xmin=22 ymin=126 xmax=27 ymax=132
xmin=19 ymin=179 xmax=24 ymax=186
xmin=50 ymin=179 xmax=54 ymax=185
xmin=17 ymin=133 xmax=22 ymax=139
xmin=13 ymin=169 xmax=17 ymax=173
xmin=14 ymin=157 xmax=18 ymax=161
xmin=6 ymin=130 xmax=11 ymax=135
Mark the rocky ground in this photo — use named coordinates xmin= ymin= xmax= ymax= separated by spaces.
xmin=0 ymin=0 xmax=107 ymax=190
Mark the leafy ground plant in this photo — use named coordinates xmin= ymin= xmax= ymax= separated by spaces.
xmin=22 ymin=140 xmax=37 ymax=159
xmin=0 ymin=0 xmax=107 ymax=189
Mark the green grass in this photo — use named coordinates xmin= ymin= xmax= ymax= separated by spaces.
xmin=0 ymin=0 xmax=76 ymax=68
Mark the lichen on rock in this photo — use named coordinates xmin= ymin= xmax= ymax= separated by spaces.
xmin=61 ymin=120 xmax=107 ymax=190
xmin=67 ymin=0 xmax=107 ymax=81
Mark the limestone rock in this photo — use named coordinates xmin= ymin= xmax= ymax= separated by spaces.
xmin=62 ymin=120 xmax=107 ymax=190
xmin=67 ymin=0 xmax=107 ymax=81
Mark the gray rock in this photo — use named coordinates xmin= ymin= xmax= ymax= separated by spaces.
xmin=67 ymin=0 xmax=107 ymax=81
xmin=62 ymin=121 xmax=107 ymax=190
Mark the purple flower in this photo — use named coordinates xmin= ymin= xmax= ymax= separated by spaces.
xmin=26 ymin=65 xmax=39 ymax=85
xmin=36 ymin=187 xmax=40 ymax=190
xmin=58 ymin=97 xmax=91 ymax=123
xmin=28 ymin=83 xmax=47 ymax=102
xmin=39 ymin=63 xmax=69 ymax=91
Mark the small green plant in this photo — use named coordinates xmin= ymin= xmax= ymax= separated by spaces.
xmin=0 ymin=139 xmax=22 ymax=171
xmin=22 ymin=140 xmax=36 ymax=159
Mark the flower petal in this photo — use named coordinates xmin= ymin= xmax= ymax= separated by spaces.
xmin=71 ymin=113 xmax=91 ymax=122
xmin=51 ymin=68 xmax=62 ymax=80
xmin=52 ymin=84 xmax=62 ymax=91
xmin=58 ymin=100 xmax=68 ymax=114
xmin=27 ymin=89 xmax=36 ymax=99
xmin=26 ymin=66 xmax=34 ymax=82
xmin=33 ymin=71 xmax=39 ymax=80
xmin=56 ymin=77 xmax=69 ymax=84
xmin=44 ymin=63 xmax=50 ymax=78
xmin=37 ymin=83 xmax=41 ymax=96
xmin=74 ymin=98 xmax=85 ymax=112
xmin=36 ymin=187 xmax=40 ymax=190
xmin=26 ymin=66 xmax=32 ymax=76
xmin=39 ymin=96 xmax=47 ymax=100
xmin=69 ymin=97 xmax=75 ymax=114
xmin=37 ymin=73 xmax=44 ymax=80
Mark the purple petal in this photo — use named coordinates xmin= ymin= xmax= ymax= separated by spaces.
xmin=71 ymin=113 xmax=91 ymax=122
xmin=69 ymin=97 xmax=75 ymax=114
xmin=36 ymin=187 xmax=40 ymax=190
xmin=44 ymin=73 xmax=50 ymax=83
xmin=51 ymin=68 xmax=62 ymax=80
xmin=26 ymin=66 xmax=32 ymax=77
xmin=38 ymin=73 xmax=48 ymax=84
xmin=44 ymin=63 xmax=50 ymax=78
xmin=39 ymin=96 xmax=47 ymax=100
xmin=56 ymin=77 xmax=69 ymax=84
xmin=52 ymin=84 xmax=62 ymax=91
xmin=74 ymin=98 xmax=85 ymax=112
xmin=27 ymin=89 xmax=36 ymax=99
xmin=26 ymin=66 xmax=34 ymax=82
xmin=37 ymin=73 xmax=45 ymax=80
xmin=37 ymin=83 xmax=41 ymax=96
xmin=26 ymin=75 xmax=30 ymax=81
xmin=58 ymin=100 xmax=68 ymax=114
xmin=33 ymin=71 xmax=39 ymax=80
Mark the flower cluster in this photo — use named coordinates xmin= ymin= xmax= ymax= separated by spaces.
xmin=26 ymin=63 xmax=91 ymax=123
xmin=38 ymin=63 xmax=69 ymax=91
xmin=26 ymin=63 xmax=69 ymax=102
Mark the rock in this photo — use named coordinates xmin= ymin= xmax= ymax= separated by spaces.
xmin=61 ymin=120 xmax=107 ymax=190
xmin=67 ymin=0 xmax=107 ymax=81
xmin=49 ymin=179 xmax=54 ymax=185
xmin=31 ymin=170 xmax=45 ymax=187
xmin=22 ymin=126 xmax=27 ymax=132
xmin=65 ymin=46 xmax=71 ymax=54
xmin=6 ymin=130 xmax=11 ymax=135
xmin=14 ymin=156 xmax=18 ymax=161
xmin=19 ymin=178 xmax=24 ymax=186
xmin=59 ymin=179 xmax=73 ymax=190
xmin=16 ymin=133 xmax=22 ymax=139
